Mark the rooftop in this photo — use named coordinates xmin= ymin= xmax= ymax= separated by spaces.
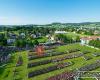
xmin=81 ymin=36 xmax=100 ymax=40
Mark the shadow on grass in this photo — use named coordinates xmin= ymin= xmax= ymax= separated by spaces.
xmin=4 ymin=70 xmax=10 ymax=78
xmin=0 ymin=66 xmax=5 ymax=75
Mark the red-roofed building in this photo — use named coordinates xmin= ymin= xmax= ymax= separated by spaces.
xmin=80 ymin=36 xmax=100 ymax=45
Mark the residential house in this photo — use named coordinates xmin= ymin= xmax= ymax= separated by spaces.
xmin=7 ymin=39 xmax=15 ymax=44
xmin=20 ymin=33 xmax=26 ymax=38
xmin=80 ymin=36 xmax=100 ymax=45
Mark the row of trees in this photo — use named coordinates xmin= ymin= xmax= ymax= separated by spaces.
xmin=89 ymin=39 xmax=100 ymax=48
xmin=15 ymin=39 xmax=39 ymax=47
xmin=0 ymin=32 xmax=39 ymax=47
xmin=0 ymin=33 xmax=7 ymax=46
xmin=55 ymin=34 xmax=80 ymax=43
xmin=4 ymin=26 xmax=56 ymax=36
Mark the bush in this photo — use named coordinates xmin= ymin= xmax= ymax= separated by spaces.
xmin=89 ymin=40 xmax=100 ymax=48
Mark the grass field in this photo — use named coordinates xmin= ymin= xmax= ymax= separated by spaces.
xmin=0 ymin=43 xmax=100 ymax=80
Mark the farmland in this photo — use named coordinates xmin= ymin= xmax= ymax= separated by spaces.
xmin=0 ymin=43 xmax=100 ymax=80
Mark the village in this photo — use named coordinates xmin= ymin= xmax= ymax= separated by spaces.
xmin=0 ymin=24 xmax=100 ymax=80
xmin=0 ymin=0 xmax=100 ymax=79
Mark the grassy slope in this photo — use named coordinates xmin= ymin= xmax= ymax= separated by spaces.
xmin=28 ymin=44 xmax=100 ymax=80
xmin=0 ymin=43 xmax=100 ymax=80
xmin=0 ymin=51 xmax=28 ymax=80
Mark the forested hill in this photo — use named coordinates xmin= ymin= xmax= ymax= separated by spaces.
xmin=0 ymin=22 xmax=100 ymax=28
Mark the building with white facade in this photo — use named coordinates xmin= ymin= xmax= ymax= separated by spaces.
xmin=80 ymin=36 xmax=100 ymax=45
xmin=55 ymin=31 xmax=67 ymax=34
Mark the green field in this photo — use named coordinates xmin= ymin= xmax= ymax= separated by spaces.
xmin=0 ymin=43 xmax=100 ymax=80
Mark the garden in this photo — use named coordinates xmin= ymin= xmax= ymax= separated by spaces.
xmin=0 ymin=43 xmax=100 ymax=80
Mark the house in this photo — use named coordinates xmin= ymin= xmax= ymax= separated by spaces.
xmin=93 ymin=30 xmax=100 ymax=35
xmin=80 ymin=36 xmax=100 ymax=45
xmin=55 ymin=31 xmax=67 ymax=34
xmin=46 ymin=35 xmax=55 ymax=44
xmin=20 ymin=33 xmax=26 ymax=38
xmin=35 ymin=33 xmax=42 ymax=38
xmin=7 ymin=39 xmax=15 ymax=44
xmin=8 ymin=33 xmax=17 ymax=39
xmin=46 ymin=34 xmax=50 ymax=38
xmin=31 ymin=34 xmax=36 ymax=38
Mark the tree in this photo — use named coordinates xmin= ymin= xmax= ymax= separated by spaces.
xmin=55 ymin=34 xmax=72 ymax=43
xmin=15 ymin=39 xmax=27 ymax=47
xmin=89 ymin=39 xmax=100 ymax=48
xmin=27 ymin=40 xmax=34 ymax=47
xmin=76 ymin=36 xmax=80 ymax=42
xmin=34 ymin=40 xmax=39 ymax=45
xmin=0 ymin=33 xmax=7 ymax=46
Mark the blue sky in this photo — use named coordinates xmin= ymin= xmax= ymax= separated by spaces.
xmin=0 ymin=0 xmax=100 ymax=25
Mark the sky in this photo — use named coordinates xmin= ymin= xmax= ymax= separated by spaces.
xmin=0 ymin=0 xmax=100 ymax=25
